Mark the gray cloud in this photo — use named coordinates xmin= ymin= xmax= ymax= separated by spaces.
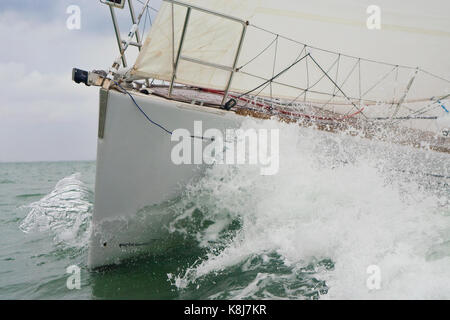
xmin=0 ymin=0 xmax=160 ymax=162
xmin=0 ymin=0 xmax=448 ymax=162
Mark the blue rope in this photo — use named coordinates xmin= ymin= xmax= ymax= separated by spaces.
xmin=114 ymin=81 xmax=173 ymax=135
xmin=437 ymin=100 xmax=449 ymax=113
xmin=114 ymin=81 xmax=212 ymax=141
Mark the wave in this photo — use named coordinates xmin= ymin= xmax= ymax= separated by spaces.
xmin=19 ymin=173 xmax=93 ymax=248
xmin=168 ymin=119 xmax=450 ymax=299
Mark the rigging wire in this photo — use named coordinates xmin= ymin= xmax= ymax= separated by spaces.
xmin=114 ymin=81 xmax=212 ymax=141
xmin=114 ymin=81 xmax=173 ymax=135
xmin=225 ymin=23 xmax=450 ymax=120
xmin=308 ymin=54 xmax=367 ymax=118
xmin=122 ymin=1 xmax=450 ymax=127
xmin=233 ymin=53 xmax=310 ymax=100
xmin=135 ymin=0 xmax=159 ymax=13
xmin=249 ymin=24 xmax=428 ymax=71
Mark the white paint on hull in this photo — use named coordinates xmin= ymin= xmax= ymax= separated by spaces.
xmin=88 ymin=89 xmax=244 ymax=268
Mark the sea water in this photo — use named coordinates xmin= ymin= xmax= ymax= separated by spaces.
xmin=1 ymin=120 xmax=449 ymax=299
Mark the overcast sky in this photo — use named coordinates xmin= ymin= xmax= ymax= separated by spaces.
xmin=0 ymin=0 xmax=160 ymax=162
xmin=0 ymin=0 xmax=448 ymax=162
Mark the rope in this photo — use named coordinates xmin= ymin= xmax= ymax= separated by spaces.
xmin=419 ymin=68 xmax=450 ymax=84
xmin=361 ymin=65 xmax=398 ymax=98
xmin=204 ymin=88 xmax=364 ymax=121
xmin=131 ymin=4 xmax=450 ymax=127
xmin=249 ymin=24 xmax=422 ymax=71
xmin=308 ymin=54 xmax=367 ymax=119
xmin=438 ymin=100 xmax=449 ymax=113
xmin=233 ymin=53 xmax=310 ymax=100
xmin=286 ymin=54 xmax=341 ymax=106
xmin=115 ymin=81 xmax=173 ymax=135
xmin=135 ymin=0 xmax=159 ymax=13
xmin=238 ymin=35 xmax=278 ymax=70
xmin=232 ymin=28 xmax=448 ymax=123
xmin=395 ymin=94 xmax=450 ymax=120
xmin=114 ymin=81 xmax=212 ymax=141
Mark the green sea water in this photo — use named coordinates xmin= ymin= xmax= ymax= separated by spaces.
xmin=1 ymin=129 xmax=450 ymax=299
xmin=0 ymin=161 xmax=328 ymax=299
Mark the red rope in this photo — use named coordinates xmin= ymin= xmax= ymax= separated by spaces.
xmin=200 ymin=88 xmax=364 ymax=121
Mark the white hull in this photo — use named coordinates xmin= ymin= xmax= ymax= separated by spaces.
xmin=88 ymin=89 xmax=243 ymax=268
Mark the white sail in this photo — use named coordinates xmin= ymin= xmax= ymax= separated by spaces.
xmin=131 ymin=0 xmax=450 ymax=123
xmin=132 ymin=0 xmax=254 ymax=90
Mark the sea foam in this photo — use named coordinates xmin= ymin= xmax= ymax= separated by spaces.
xmin=169 ymin=118 xmax=450 ymax=299
xmin=19 ymin=173 xmax=92 ymax=248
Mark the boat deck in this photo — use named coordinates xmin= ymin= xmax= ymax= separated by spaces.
xmin=124 ymin=84 xmax=450 ymax=154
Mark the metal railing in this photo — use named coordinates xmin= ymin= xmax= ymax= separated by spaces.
xmin=103 ymin=0 xmax=147 ymax=67
xmin=102 ymin=0 xmax=151 ymax=87
xmin=164 ymin=0 xmax=248 ymax=105
xmin=103 ymin=0 xmax=247 ymax=106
